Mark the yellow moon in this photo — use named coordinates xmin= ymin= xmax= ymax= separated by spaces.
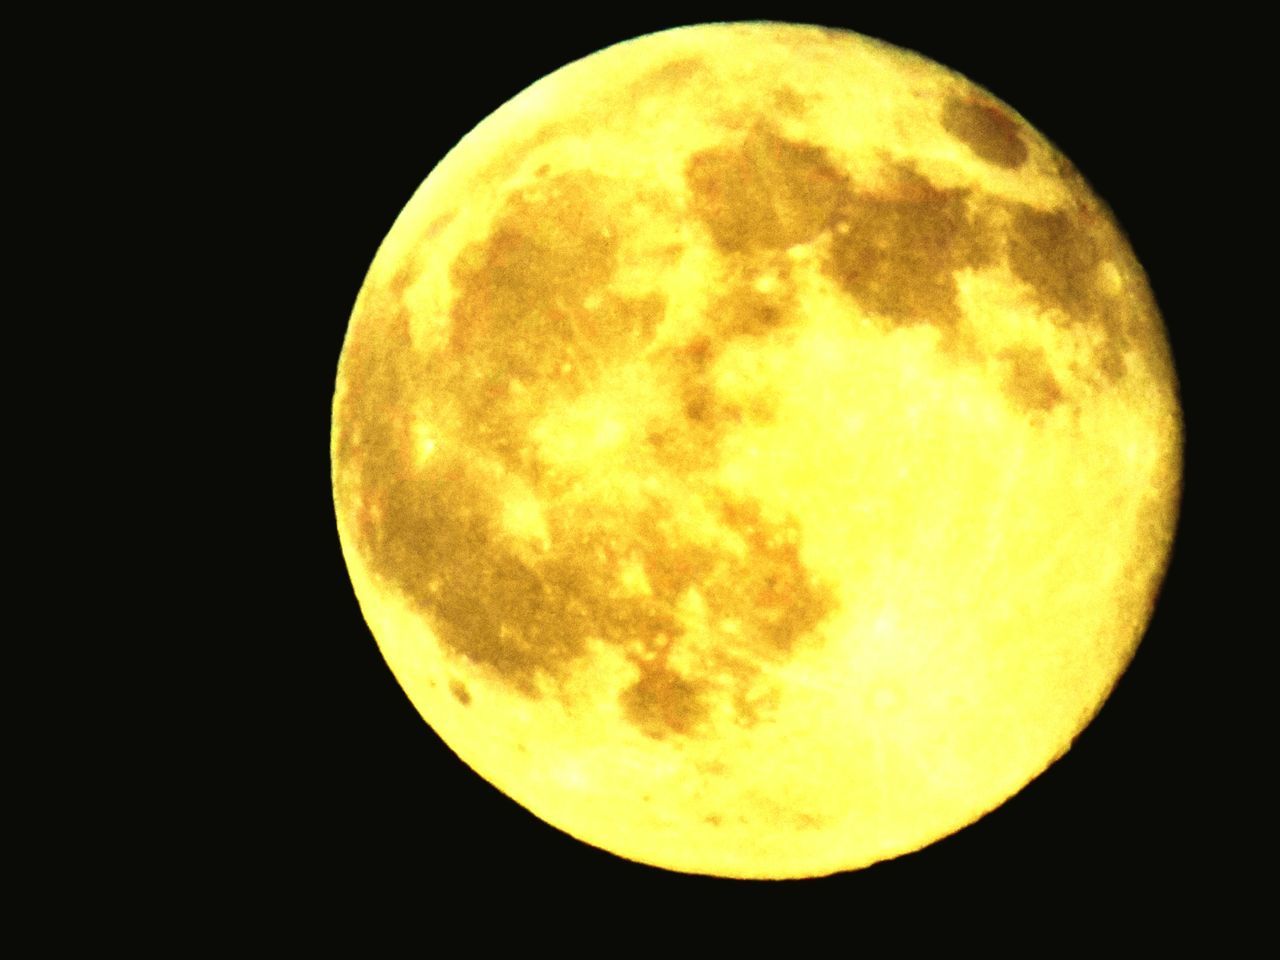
xmin=330 ymin=22 xmax=1181 ymax=879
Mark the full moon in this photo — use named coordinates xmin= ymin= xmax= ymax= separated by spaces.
xmin=330 ymin=22 xmax=1181 ymax=879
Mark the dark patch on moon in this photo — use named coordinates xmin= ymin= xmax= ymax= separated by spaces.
xmin=336 ymin=109 xmax=1154 ymax=743
xmin=336 ymin=168 xmax=838 ymax=740
xmin=619 ymin=659 xmax=712 ymax=739
xmin=683 ymin=126 xmax=997 ymax=334
xmin=684 ymin=123 xmax=850 ymax=254
xmin=941 ymin=96 xmax=1029 ymax=169
xmin=630 ymin=57 xmax=709 ymax=99
xmin=713 ymin=273 xmax=792 ymax=338
xmin=646 ymin=318 xmax=784 ymax=472
xmin=793 ymin=811 xmax=824 ymax=830
xmin=825 ymin=164 xmax=997 ymax=331
xmin=448 ymin=170 xmax=620 ymax=366
xmin=997 ymin=345 xmax=1064 ymax=413
xmin=1008 ymin=206 xmax=1103 ymax=321
xmin=681 ymin=120 xmax=1135 ymax=405
xmin=449 ymin=679 xmax=472 ymax=705
xmin=443 ymin=171 xmax=667 ymax=469
xmin=772 ymin=85 xmax=809 ymax=116
xmin=1006 ymin=204 xmax=1131 ymax=387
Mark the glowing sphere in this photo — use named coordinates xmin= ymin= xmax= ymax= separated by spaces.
xmin=330 ymin=22 xmax=1181 ymax=878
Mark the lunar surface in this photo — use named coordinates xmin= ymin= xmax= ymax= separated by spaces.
xmin=330 ymin=22 xmax=1181 ymax=878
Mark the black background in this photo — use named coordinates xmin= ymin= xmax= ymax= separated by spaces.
xmin=230 ymin=9 xmax=1225 ymax=922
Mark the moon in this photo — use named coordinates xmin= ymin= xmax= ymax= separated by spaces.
xmin=330 ymin=22 xmax=1181 ymax=879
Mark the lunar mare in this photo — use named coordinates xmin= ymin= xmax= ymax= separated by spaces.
xmin=331 ymin=23 xmax=1181 ymax=878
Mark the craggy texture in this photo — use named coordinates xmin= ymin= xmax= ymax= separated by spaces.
xmin=331 ymin=25 xmax=1181 ymax=880
xmin=682 ymin=120 xmax=1129 ymax=393
xmin=337 ymin=165 xmax=839 ymax=738
xmin=337 ymin=115 xmax=1148 ymax=738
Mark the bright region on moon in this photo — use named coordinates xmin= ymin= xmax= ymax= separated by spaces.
xmin=330 ymin=22 xmax=1182 ymax=879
